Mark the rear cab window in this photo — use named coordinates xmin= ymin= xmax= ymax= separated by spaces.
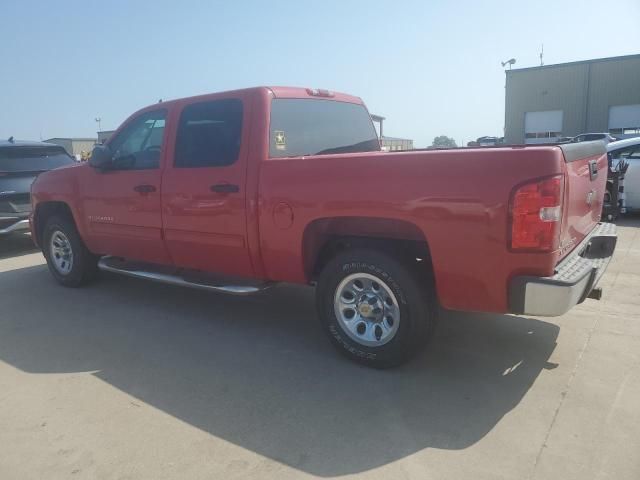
xmin=269 ymin=99 xmax=380 ymax=158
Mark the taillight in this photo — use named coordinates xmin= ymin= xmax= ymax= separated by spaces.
xmin=509 ymin=175 xmax=564 ymax=252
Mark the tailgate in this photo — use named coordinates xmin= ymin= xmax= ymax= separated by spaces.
xmin=558 ymin=141 xmax=608 ymax=260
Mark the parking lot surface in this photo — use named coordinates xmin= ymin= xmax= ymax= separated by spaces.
xmin=0 ymin=219 xmax=639 ymax=480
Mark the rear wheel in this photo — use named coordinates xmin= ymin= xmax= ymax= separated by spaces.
xmin=602 ymin=188 xmax=618 ymax=222
xmin=316 ymin=248 xmax=436 ymax=368
xmin=42 ymin=215 xmax=98 ymax=287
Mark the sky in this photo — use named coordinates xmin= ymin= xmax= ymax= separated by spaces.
xmin=1 ymin=0 xmax=639 ymax=148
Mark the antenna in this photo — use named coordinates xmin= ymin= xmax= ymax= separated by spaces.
xmin=539 ymin=43 xmax=544 ymax=66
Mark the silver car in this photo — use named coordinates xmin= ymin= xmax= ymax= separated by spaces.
xmin=608 ymin=137 xmax=640 ymax=212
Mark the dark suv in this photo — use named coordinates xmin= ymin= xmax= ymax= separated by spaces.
xmin=0 ymin=139 xmax=75 ymax=235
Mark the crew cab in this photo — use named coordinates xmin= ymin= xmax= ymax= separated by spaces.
xmin=30 ymin=87 xmax=617 ymax=368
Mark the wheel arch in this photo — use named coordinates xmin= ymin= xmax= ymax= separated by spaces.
xmin=33 ymin=201 xmax=77 ymax=247
xmin=301 ymin=216 xmax=435 ymax=289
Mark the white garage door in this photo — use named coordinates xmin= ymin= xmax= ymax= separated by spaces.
xmin=609 ymin=104 xmax=640 ymax=139
xmin=524 ymin=110 xmax=563 ymax=144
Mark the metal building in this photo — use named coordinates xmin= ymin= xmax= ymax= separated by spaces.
xmin=505 ymin=54 xmax=640 ymax=144
xmin=44 ymin=137 xmax=97 ymax=159
xmin=380 ymin=136 xmax=414 ymax=151
xmin=371 ymin=114 xmax=414 ymax=150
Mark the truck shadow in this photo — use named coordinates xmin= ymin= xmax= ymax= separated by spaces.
xmin=617 ymin=213 xmax=640 ymax=228
xmin=0 ymin=265 xmax=559 ymax=476
xmin=0 ymin=233 xmax=38 ymax=259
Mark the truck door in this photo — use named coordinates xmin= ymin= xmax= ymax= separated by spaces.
xmin=81 ymin=109 xmax=171 ymax=264
xmin=161 ymin=96 xmax=253 ymax=277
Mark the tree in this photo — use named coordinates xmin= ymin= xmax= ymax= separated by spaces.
xmin=430 ymin=135 xmax=457 ymax=149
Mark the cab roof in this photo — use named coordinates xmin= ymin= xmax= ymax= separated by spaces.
xmin=145 ymin=86 xmax=364 ymax=110
xmin=266 ymin=86 xmax=363 ymax=104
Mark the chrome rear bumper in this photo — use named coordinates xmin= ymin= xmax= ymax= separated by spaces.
xmin=509 ymin=222 xmax=617 ymax=316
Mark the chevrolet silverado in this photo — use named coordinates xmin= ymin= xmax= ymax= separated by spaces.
xmin=30 ymin=87 xmax=617 ymax=368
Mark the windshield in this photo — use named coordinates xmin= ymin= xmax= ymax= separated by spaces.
xmin=0 ymin=146 xmax=75 ymax=172
xmin=269 ymin=99 xmax=380 ymax=157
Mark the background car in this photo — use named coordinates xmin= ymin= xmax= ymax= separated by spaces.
xmin=607 ymin=137 xmax=640 ymax=213
xmin=0 ymin=138 xmax=75 ymax=235
xmin=571 ymin=132 xmax=619 ymax=144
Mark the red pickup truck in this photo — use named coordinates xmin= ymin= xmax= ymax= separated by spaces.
xmin=30 ymin=86 xmax=617 ymax=368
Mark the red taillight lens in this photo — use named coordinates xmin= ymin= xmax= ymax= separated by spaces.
xmin=510 ymin=175 xmax=564 ymax=252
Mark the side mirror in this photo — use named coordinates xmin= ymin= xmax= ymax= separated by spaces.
xmin=89 ymin=144 xmax=113 ymax=169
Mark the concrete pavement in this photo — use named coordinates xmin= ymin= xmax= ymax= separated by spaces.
xmin=0 ymin=219 xmax=638 ymax=479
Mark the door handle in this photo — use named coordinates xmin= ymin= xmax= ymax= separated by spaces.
xmin=210 ymin=184 xmax=239 ymax=193
xmin=133 ymin=184 xmax=157 ymax=194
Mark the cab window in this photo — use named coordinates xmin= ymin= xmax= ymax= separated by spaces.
xmin=611 ymin=146 xmax=640 ymax=159
xmin=174 ymin=99 xmax=243 ymax=168
xmin=109 ymin=110 xmax=167 ymax=170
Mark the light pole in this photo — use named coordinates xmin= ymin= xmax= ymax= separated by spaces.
xmin=95 ymin=117 xmax=102 ymax=133
xmin=501 ymin=58 xmax=516 ymax=70
xmin=501 ymin=59 xmax=516 ymax=141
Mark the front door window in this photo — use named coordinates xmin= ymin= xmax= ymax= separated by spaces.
xmin=109 ymin=110 xmax=167 ymax=170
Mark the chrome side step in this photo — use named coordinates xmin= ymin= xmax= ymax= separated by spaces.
xmin=97 ymin=256 xmax=274 ymax=295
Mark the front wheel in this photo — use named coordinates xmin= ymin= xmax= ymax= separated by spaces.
xmin=316 ymin=248 xmax=436 ymax=368
xmin=42 ymin=215 xmax=98 ymax=287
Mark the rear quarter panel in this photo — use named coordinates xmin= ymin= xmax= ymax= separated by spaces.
xmin=258 ymin=146 xmax=568 ymax=313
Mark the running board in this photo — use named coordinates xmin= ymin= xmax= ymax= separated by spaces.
xmin=97 ymin=256 xmax=274 ymax=295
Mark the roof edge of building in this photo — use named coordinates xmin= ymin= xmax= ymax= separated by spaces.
xmin=506 ymin=53 xmax=640 ymax=74
xmin=44 ymin=137 xmax=98 ymax=142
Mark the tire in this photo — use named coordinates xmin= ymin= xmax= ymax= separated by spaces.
xmin=601 ymin=189 xmax=617 ymax=222
xmin=316 ymin=248 xmax=436 ymax=368
xmin=42 ymin=214 xmax=98 ymax=287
